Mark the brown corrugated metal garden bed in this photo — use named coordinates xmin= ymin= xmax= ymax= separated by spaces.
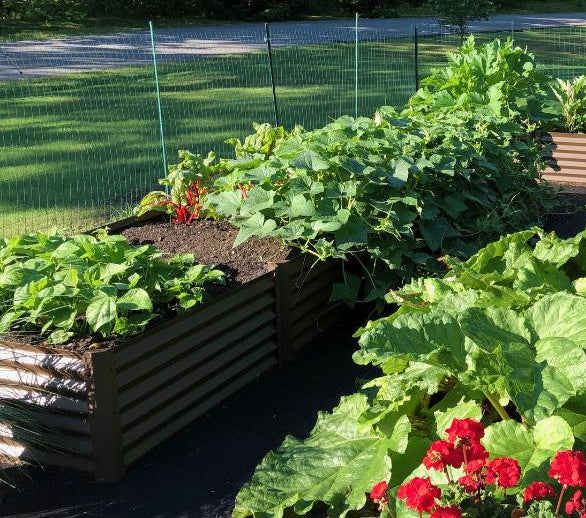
xmin=0 ymin=216 xmax=345 ymax=481
xmin=540 ymin=131 xmax=586 ymax=185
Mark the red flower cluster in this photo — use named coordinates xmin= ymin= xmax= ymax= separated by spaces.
xmin=523 ymin=481 xmax=556 ymax=503
xmin=485 ymin=458 xmax=521 ymax=488
xmin=445 ymin=418 xmax=485 ymax=447
xmin=550 ymin=451 xmax=586 ymax=487
xmin=370 ymin=480 xmax=389 ymax=510
xmin=397 ymin=477 xmax=442 ymax=513
xmin=374 ymin=417 xmax=586 ymax=518
xmin=566 ymin=490 xmax=586 ymax=517
xmin=430 ymin=505 xmax=462 ymax=518
xmin=423 ymin=440 xmax=464 ymax=471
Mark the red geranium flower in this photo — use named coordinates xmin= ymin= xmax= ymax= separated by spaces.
xmin=458 ymin=474 xmax=483 ymax=493
xmin=445 ymin=419 xmax=484 ymax=446
xmin=465 ymin=459 xmax=487 ymax=475
xmin=423 ymin=440 xmax=464 ymax=470
xmin=523 ymin=481 xmax=556 ymax=503
xmin=485 ymin=457 xmax=521 ymax=488
xmin=549 ymin=451 xmax=586 ymax=487
xmin=370 ymin=481 xmax=389 ymax=503
xmin=397 ymin=477 xmax=442 ymax=513
xmin=566 ymin=490 xmax=586 ymax=515
xmin=467 ymin=441 xmax=489 ymax=463
xmin=430 ymin=505 xmax=462 ymax=518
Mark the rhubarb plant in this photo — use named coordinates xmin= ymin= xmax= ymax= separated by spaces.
xmin=0 ymin=229 xmax=224 ymax=344
xmin=233 ymin=229 xmax=586 ymax=518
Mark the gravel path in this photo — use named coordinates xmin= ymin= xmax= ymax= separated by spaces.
xmin=1 ymin=12 xmax=586 ymax=81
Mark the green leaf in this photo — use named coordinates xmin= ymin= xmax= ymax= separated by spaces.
xmin=528 ymin=292 xmax=586 ymax=347
xmin=482 ymin=417 xmax=574 ymax=480
xmin=86 ymin=295 xmax=117 ymax=333
xmin=234 ymin=213 xmax=277 ymax=247
xmin=355 ymin=310 xmax=466 ymax=373
xmin=233 ymin=394 xmax=408 ymax=518
xmin=47 ymin=330 xmax=74 ymax=344
xmin=117 ymin=288 xmax=153 ymax=312
xmin=291 ymin=149 xmax=331 ymax=171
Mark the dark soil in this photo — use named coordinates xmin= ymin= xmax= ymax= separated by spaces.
xmin=121 ymin=218 xmax=292 ymax=287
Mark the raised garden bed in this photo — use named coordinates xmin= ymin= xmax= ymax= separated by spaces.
xmin=540 ymin=131 xmax=586 ymax=185
xmin=0 ymin=216 xmax=345 ymax=481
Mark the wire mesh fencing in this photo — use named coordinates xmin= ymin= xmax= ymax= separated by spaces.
xmin=1 ymin=21 xmax=586 ymax=238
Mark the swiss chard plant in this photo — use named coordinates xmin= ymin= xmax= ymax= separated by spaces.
xmin=134 ymin=123 xmax=303 ymax=224
xmin=0 ymin=229 xmax=224 ymax=345
xmin=232 ymin=228 xmax=586 ymax=518
xmin=134 ymin=150 xmax=216 ymax=224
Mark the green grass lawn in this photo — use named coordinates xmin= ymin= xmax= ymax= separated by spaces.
xmin=1 ymin=26 xmax=585 ymax=237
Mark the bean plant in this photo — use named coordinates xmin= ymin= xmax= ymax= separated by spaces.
xmin=0 ymin=229 xmax=224 ymax=344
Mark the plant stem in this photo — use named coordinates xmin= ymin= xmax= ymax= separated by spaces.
xmin=484 ymin=392 xmax=511 ymax=420
xmin=555 ymin=485 xmax=567 ymax=515
xmin=444 ymin=466 xmax=452 ymax=484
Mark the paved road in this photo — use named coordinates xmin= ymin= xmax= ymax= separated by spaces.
xmin=0 ymin=12 xmax=586 ymax=81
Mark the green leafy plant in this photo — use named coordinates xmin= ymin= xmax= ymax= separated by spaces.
xmin=233 ymin=228 xmax=586 ymax=518
xmin=549 ymin=76 xmax=586 ymax=133
xmin=0 ymin=229 xmax=224 ymax=344
xmin=206 ymin=107 xmax=552 ymax=304
xmin=407 ymin=37 xmax=550 ymax=122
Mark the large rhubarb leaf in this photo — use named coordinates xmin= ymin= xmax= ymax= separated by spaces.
xmin=482 ymin=416 xmax=574 ymax=482
xmin=354 ymin=310 xmax=467 ymax=374
xmin=233 ymin=394 xmax=412 ymax=518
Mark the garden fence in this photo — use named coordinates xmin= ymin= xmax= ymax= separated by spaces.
xmin=1 ymin=21 xmax=585 ymax=237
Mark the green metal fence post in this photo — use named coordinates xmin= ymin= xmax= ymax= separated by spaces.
xmin=149 ymin=21 xmax=168 ymax=180
xmin=264 ymin=23 xmax=280 ymax=127
xmin=355 ymin=12 xmax=359 ymax=119
xmin=414 ymin=25 xmax=420 ymax=92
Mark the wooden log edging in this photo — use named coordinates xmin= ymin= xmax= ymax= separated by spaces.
xmin=0 ymin=252 xmax=344 ymax=480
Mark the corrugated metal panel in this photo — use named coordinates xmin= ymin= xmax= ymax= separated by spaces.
xmin=114 ymin=273 xmax=275 ymax=370
xmin=0 ymin=436 xmax=94 ymax=471
xmin=115 ymin=269 xmax=279 ymax=457
xmin=286 ymin=257 xmax=344 ymax=352
xmin=121 ymin=343 xmax=277 ymax=448
xmin=541 ymin=132 xmax=586 ymax=184
xmin=122 ymin=355 xmax=277 ymax=465
xmin=0 ymin=339 xmax=93 ymax=471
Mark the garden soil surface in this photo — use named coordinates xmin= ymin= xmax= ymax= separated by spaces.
xmin=121 ymin=218 xmax=292 ymax=287
xmin=1 ymin=194 xmax=585 ymax=518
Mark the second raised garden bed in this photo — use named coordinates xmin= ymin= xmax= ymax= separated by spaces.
xmin=540 ymin=131 xmax=586 ymax=186
xmin=0 ymin=217 xmax=344 ymax=481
